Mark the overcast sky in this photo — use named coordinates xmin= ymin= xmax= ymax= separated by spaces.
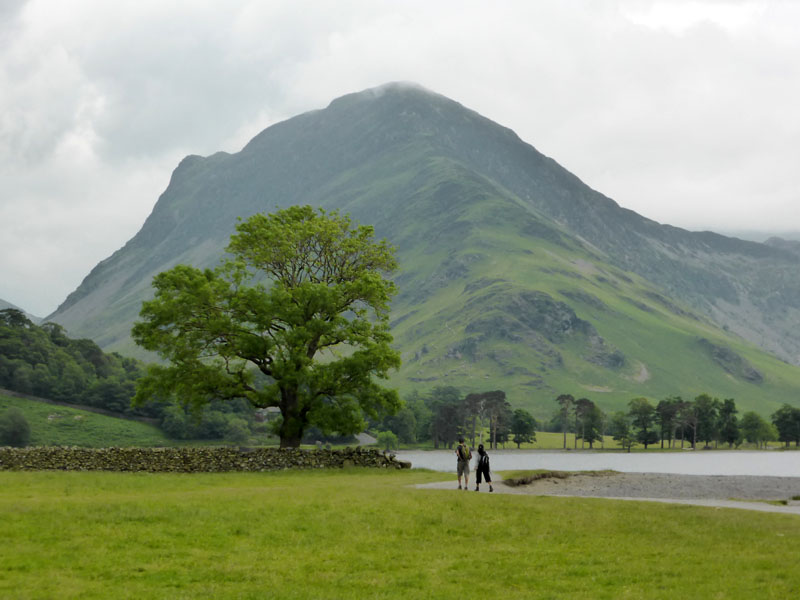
xmin=2 ymin=1 xmax=799 ymax=317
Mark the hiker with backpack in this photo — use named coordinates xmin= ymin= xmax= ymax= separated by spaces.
xmin=474 ymin=443 xmax=493 ymax=492
xmin=455 ymin=438 xmax=472 ymax=490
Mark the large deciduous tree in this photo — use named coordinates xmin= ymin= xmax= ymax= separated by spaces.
xmin=717 ymin=398 xmax=740 ymax=448
xmin=628 ymin=397 xmax=658 ymax=449
xmin=676 ymin=397 xmax=697 ymax=449
xmin=577 ymin=399 xmax=604 ymax=449
xmin=555 ymin=393 xmax=574 ymax=449
xmin=694 ymin=393 xmax=720 ymax=448
xmin=482 ymin=391 xmax=511 ymax=449
xmin=655 ymin=396 xmax=680 ymax=449
xmin=132 ymin=206 xmax=402 ymax=448
xmin=510 ymin=408 xmax=537 ymax=448
xmin=428 ymin=386 xmax=463 ymax=449
xmin=772 ymin=404 xmax=800 ymax=447
xmin=610 ymin=411 xmax=636 ymax=453
xmin=740 ymin=411 xmax=775 ymax=448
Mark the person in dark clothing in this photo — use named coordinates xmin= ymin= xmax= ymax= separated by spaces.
xmin=474 ymin=444 xmax=493 ymax=492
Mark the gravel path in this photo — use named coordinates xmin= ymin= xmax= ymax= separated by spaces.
xmin=416 ymin=472 xmax=800 ymax=516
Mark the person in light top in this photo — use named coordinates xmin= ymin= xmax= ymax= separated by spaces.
xmin=455 ymin=438 xmax=471 ymax=490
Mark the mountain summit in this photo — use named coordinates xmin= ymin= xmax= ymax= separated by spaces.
xmin=48 ymin=83 xmax=800 ymax=416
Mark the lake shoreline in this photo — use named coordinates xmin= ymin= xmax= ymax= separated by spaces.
xmin=416 ymin=471 xmax=800 ymax=515
xmin=502 ymin=471 xmax=800 ymax=501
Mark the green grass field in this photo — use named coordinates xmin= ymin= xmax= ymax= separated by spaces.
xmin=0 ymin=393 xmax=171 ymax=448
xmin=1 ymin=469 xmax=798 ymax=599
xmin=517 ymin=430 xmax=620 ymax=449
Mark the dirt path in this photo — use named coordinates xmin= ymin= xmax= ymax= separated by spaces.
xmin=415 ymin=471 xmax=800 ymax=516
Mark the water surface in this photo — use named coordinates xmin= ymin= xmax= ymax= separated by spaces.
xmin=396 ymin=449 xmax=800 ymax=477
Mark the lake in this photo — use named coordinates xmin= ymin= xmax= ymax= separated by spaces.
xmin=395 ymin=449 xmax=800 ymax=477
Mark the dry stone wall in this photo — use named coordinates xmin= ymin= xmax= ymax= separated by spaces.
xmin=0 ymin=446 xmax=411 ymax=472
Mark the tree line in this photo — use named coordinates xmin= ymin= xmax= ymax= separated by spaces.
xmin=0 ymin=309 xmax=149 ymax=416
xmin=375 ymin=389 xmax=800 ymax=452
xmin=0 ymin=308 xmax=258 ymax=444
xmin=374 ymin=386 xmax=538 ymax=450
xmin=552 ymin=393 xmax=800 ymax=452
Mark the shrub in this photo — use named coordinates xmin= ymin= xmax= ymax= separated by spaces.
xmin=224 ymin=418 xmax=251 ymax=445
xmin=376 ymin=430 xmax=398 ymax=451
xmin=0 ymin=407 xmax=31 ymax=447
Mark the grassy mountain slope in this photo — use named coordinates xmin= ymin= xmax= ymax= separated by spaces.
xmin=46 ymin=83 xmax=800 ymax=418
xmin=375 ymin=159 xmax=800 ymax=419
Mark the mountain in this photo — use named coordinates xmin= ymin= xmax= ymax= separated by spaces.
xmin=47 ymin=82 xmax=800 ymax=419
xmin=721 ymin=230 xmax=800 ymax=243
xmin=0 ymin=299 xmax=41 ymax=324
xmin=764 ymin=236 xmax=800 ymax=258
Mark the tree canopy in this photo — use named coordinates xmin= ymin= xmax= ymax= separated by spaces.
xmin=772 ymin=404 xmax=800 ymax=447
xmin=0 ymin=308 xmax=146 ymax=415
xmin=0 ymin=406 xmax=30 ymax=447
xmin=628 ymin=397 xmax=658 ymax=449
xmin=132 ymin=206 xmax=402 ymax=447
xmin=510 ymin=408 xmax=537 ymax=448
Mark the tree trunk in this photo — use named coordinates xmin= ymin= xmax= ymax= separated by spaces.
xmin=471 ymin=415 xmax=477 ymax=448
xmin=574 ymin=416 xmax=578 ymax=449
xmin=279 ymin=434 xmax=302 ymax=448
xmin=279 ymin=389 xmax=305 ymax=448
xmin=278 ymin=416 xmax=304 ymax=448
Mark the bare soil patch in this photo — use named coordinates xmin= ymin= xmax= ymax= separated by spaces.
xmin=516 ymin=471 xmax=800 ymax=501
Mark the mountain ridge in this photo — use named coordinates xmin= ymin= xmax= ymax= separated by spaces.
xmin=0 ymin=299 xmax=41 ymax=324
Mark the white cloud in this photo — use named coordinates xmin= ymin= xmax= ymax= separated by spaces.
xmin=622 ymin=0 xmax=767 ymax=34
xmin=1 ymin=0 xmax=799 ymax=315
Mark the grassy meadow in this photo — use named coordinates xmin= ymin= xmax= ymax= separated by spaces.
xmin=0 ymin=393 xmax=171 ymax=448
xmin=1 ymin=468 xmax=799 ymax=599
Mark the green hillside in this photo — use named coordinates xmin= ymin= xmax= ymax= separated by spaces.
xmin=45 ymin=83 xmax=800 ymax=419
xmin=377 ymin=158 xmax=800 ymax=419
xmin=0 ymin=393 xmax=170 ymax=448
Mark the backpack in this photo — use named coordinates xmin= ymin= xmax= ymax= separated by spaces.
xmin=479 ymin=453 xmax=490 ymax=469
xmin=457 ymin=444 xmax=471 ymax=462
